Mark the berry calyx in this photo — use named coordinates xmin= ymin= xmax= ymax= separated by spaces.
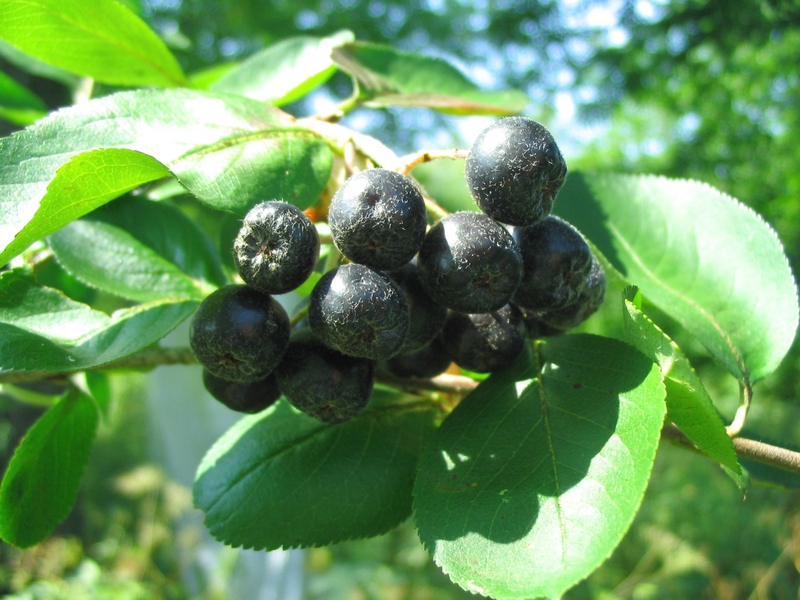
xmin=234 ymin=200 xmax=320 ymax=295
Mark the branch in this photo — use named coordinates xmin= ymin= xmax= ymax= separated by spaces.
xmin=0 ymin=347 xmax=198 ymax=385
xmin=3 ymin=349 xmax=799 ymax=476
xmin=662 ymin=424 xmax=800 ymax=476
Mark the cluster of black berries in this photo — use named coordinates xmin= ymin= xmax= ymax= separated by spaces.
xmin=189 ymin=116 xmax=606 ymax=424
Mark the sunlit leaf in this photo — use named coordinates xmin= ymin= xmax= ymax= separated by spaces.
xmin=622 ymin=287 xmax=740 ymax=475
xmin=0 ymin=149 xmax=170 ymax=268
xmin=212 ymin=30 xmax=354 ymax=105
xmin=414 ymin=335 xmax=665 ymax=600
xmin=333 ymin=42 xmax=528 ymax=115
xmin=555 ymin=172 xmax=799 ymax=384
xmin=0 ymin=0 xmax=187 ymax=87
xmin=0 ymin=88 xmax=334 ymax=266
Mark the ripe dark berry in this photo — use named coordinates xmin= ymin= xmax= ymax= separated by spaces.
xmin=309 ymin=263 xmax=410 ymax=360
xmin=538 ymin=256 xmax=607 ymax=330
xmin=417 ymin=212 xmax=523 ymax=314
xmin=466 ymin=117 xmax=567 ymax=226
xmin=386 ymin=260 xmax=447 ymax=354
xmin=202 ymin=369 xmax=281 ymax=414
xmin=383 ymin=332 xmax=452 ymax=379
xmin=443 ymin=304 xmax=526 ymax=373
xmin=276 ymin=329 xmax=375 ymax=423
xmin=190 ymin=285 xmax=290 ymax=382
xmin=234 ymin=200 xmax=320 ymax=295
xmin=328 ymin=168 xmax=427 ymax=271
xmin=510 ymin=215 xmax=594 ymax=312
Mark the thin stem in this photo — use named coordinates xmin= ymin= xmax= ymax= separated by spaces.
xmin=393 ymin=148 xmax=470 ymax=175
xmin=726 ymin=382 xmax=753 ymax=437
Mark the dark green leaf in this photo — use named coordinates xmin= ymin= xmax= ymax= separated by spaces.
xmin=0 ymin=89 xmax=334 ymax=265
xmin=414 ymin=335 xmax=665 ymax=600
xmin=0 ymin=0 xmax=187 ymax=87
xmin=0 ymin=270 xmax=196 ymax=373
xmin=211 ymin=31 xmax=354 ymax=105
xmin=332 ymin=42 xmax=528 ymax=115
xmin=0 ymin=390 xmax=98 ymax=548
xmin=555 ymin=172 xmax=799 ymax=384
xmin=0 ymin=149 xmax=170 ymax=269
xmin=49 ymin=197 xmax=226 ymax=302
xmin=194 ymin=393 xmax=437 ymax=550
xmin=622 ymin=287 xmax=740 ymax=475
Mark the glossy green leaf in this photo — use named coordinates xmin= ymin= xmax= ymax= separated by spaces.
xmin=194 ymin=394 xmax=437 ymax=550
xmin=0 ymin=88 xmax=334 ymax=265
xmin=211 ymin=31 xmax=354 ymax=105
xmin=0 ymin=0 xmax=187 ymax=87
xmin=555 ymin=172 xmax=799 ymax=384
xmin=0 ymin=271 xmax=196 ymax=374
xmin=0 ymin=149 xmax=170 ymax=269
xmin=622 ymin=287 xmax=740 ymax=474
xmin=332 ymin=42 xmax=528 ymax=115
xmin=0 ymin=390 xmax=98 ymax=548
xmin=414 ymin=335 xmax=665 ymax=600
xmin=50 ymin=197 xmax=226 ymax=302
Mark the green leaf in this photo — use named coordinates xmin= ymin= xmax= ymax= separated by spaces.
xmin=194 ymin=393 xmax=437 ymax=550
xmin=0 ymin=88 xmax=334 ymax=265
xmin=622 ymin=287 xmax=740 ymax=475
xmin=332 ymin=42 xmax=528 ymax=115
xmin=555 ymin=172 xmax=799 ymax=384
xmin=414 ymin=335 xmax=665 ymax=600
xmin=0 ymin=149 xmax=170 ymax=269
xmin=211 ymin=31 xmax=354 ymax=106
xmin=0 ymin=390 xmax=98 ymax=548
xmin=0 ymin=0 xmax=187 ymax=87
xmin=0 ymin=268 xmax=109 ymax=342
xmin=0 ymin=70 xmax=47 ymax=125
xmin=0 ymin=270 xmax=196 ymax=373
xmin=49 ymin=196 xmax=226 ymax=302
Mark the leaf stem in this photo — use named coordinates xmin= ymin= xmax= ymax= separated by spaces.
xmin=726 ymin=382 xmax=753 ymax=437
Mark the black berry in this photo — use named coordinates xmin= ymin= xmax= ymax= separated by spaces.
xmin=190 ymin=285 xmax=290 ymax=382
xmin=443 ymin=304 xmax=526 ymax=373
xmin=234 ymin=200 xmax=320 ymax=295
xmin=386 ymin=260 xmax=447 ymax=354
xmin=466 ymin=117 xmax=567 ymax=226
xmin=417 ymin=212 xmax=523 ymax=314
xmin=383 ymin=332 xmax=452 ymax=379
xmin=276 ymin=329 xmax=375 ymax=423
xmin=202 ymin=369 xmax=281 ymax=414
xmin=309 ymin=263 xmax=410 ymax=360
xmin=328 ymin=168 xmax=427 ymax=271
xmin=510 ymin=215 xmax=594 ymax=312
xmin=538 ymin=256 xmax=607 ymax=330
